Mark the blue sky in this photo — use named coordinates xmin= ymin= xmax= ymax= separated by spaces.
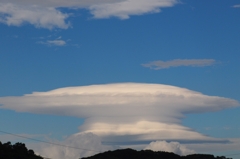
xmin=0 ymin=0 xmax=240 ymax=158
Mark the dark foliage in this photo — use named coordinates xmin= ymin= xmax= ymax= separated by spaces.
xmin=82 ymin=149 xmax=232 ymax=159
xmin=0 ymin=141 xmax=43 ymax=159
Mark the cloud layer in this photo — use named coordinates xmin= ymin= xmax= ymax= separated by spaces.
xmin=0 ymin=83 xmax=238 ymax=145
xmin=142 ymin=59 xmax=216 ymax=70
xmin=0 ymin=0 xmax=178 ymax=29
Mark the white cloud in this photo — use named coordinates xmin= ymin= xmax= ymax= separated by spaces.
xmin=46 ymin=40 xmax=66 ymax=46
xmin=0 ymin=83 xmax=238 ymax=146
xmin=30 ymin=132 xmax=118 ymax=159
xmin=144 ymin=141 xmax=195 ymax=156
xmin=0 ymin=0 xmax=178 ymax=29
xmin=37 ymin=36 xmax=68 ymax=46
xmin=142 ymin=59 xmax=216 ymax=70
xmin=0 ymin=132 xmax=116 ymax=159
xmin=232 ymin=4 xmax=240 ymax=8
xmin=0 ymin=3 xmax=69 ymax=29
xmin=89 ymin=0 xmax=178 ymax=19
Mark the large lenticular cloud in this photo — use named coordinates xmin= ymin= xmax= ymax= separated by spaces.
xmin=0 ymin=83 xmax=238 ymax=144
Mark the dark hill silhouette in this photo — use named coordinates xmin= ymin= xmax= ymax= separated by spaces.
xmin=0 ymin=141 xmax=43 ymax=159
xmin=81 ymin=148 xmax=232 ymax=159
xmin=0 ymin=141 xmax=232 ymax=159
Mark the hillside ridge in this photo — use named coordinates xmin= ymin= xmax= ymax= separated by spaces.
xmin=82 ymin=148 xmax=231 ymax=159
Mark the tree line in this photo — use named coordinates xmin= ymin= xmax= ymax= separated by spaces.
xmin=0 ymin=141 xmax=43 ymax=159
xmin=82 ymin=148 xmax=232 ymax=159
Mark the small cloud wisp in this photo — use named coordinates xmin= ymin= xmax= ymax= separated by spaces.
xmin=142 ymin=59 xmax=216 ymax=70
xmin=232 ymin=4 xmax=240 ymax=8
xmin=46 ymin=40 xmax=66 ymax=46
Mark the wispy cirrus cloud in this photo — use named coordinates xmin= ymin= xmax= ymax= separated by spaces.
xmin=142 ymin=59 xmax=216 ymax=70
xmin=0 ymin=0 xmax=178 ymax=29
xmin=38 ymin=36 xmax=67 ymax=46
xmin=46 ymin=40 xmax=66 ymax=46
xmin=232 ymin=4 xmax=240 ymax=8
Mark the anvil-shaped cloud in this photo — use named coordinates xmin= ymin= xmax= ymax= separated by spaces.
xmin=0 ymin=83 xmax=238 ymax=145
